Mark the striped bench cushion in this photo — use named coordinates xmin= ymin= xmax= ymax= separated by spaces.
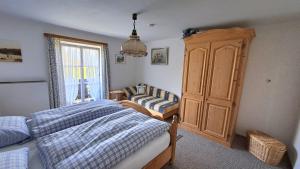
xmin=130 ymin=95 xmax=177 ymax=113
xmin=147 ymin=86 xmax=179 ymax=102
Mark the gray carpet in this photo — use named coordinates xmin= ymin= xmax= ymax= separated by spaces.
xmin=163 ymin=129 xmax=292 ymax=169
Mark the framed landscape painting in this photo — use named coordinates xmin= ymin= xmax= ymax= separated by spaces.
xmin=0 ymin=40 xmax=22 ymax=62
xmin=151 ymin=48 xmax=168 ymax=65
xmin=115 ymin=54 xmax=125 ymax=64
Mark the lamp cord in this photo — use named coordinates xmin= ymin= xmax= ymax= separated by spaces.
xmin=131 ymin=13 xmax=138 ymax=36
xmin=133 ymin=19 xmax=136 ymax=30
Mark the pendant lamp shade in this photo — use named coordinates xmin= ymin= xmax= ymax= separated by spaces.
xmin=120 ymin=13 xmax=147 ymax=57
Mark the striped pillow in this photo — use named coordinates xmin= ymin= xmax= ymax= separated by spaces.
xmin=136 ymin=85 xmax=146 ymax=95
xmin=123 ymin=86 xmax=137 ymax=98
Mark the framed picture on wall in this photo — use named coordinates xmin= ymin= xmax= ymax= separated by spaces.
xmin=115 ymin=54 xmax=125 ymax=64
xmin=151 ymin=48 xmax=168 ymax=65
xmin=0 ymin=40 xmax=22 ymax=62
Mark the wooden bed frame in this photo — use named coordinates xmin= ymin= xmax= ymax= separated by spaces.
xmin=147 ymin=103 xmax=179 ymax=120
xmin=119 ymin=100 xmax=178 ymax=169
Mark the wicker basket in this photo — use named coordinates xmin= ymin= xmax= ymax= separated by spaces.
xmin=247 ymin=130 xmax=287 ymax=166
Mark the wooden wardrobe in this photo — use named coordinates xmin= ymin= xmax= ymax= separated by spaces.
xmin=180 ymin=28 xmax=255 ymax=147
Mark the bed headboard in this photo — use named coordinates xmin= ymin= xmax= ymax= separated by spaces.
xmin=0 ymin=81 xmax=50 ymax=117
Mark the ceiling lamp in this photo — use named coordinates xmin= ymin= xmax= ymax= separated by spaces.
xmin=120 ymin=13 xmax=147 ymax=57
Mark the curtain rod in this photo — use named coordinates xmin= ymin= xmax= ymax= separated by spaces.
xmin=44 ymin=33 xmax=108 ymax=46
xmin=0 ymin=80 xmax=46 ymax=84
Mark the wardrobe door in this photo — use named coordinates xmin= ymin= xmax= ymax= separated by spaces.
xmin=180 ymin=42 xmax=210 ymax=129
xmin=202 ymin=39 xmax=243 ymax=140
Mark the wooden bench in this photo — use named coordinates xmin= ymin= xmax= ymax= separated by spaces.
xmin=121 ymin=84 xmax=180 ymax=120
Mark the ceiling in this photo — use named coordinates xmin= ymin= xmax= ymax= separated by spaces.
xmin=0 ymin=0 xmax=300 ymax=41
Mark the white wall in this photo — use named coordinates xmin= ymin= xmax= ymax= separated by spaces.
xmin=136 ymin=38 xmax=184 ymax=97
xmin=0 ymin=82 xmax=49 ymax=117
xmin=237 ymin=22 xmax=300 ymax=168
xmin=237 ymin=21 xmax=300 ymax=144
xmin=0 ymin=12 xmax=137 ymax=89
xmin=136 ymin=21 xmax=300 ymax=153
xmin=0 ymin=13 xmax=137 ymax=114
xmin=290 ymin=115 xmax=300 ymax=168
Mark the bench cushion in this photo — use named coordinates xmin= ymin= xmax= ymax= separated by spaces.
xmin=131 ymin=95 xmax=178 ymax=113
xmin=147 ymin=86 xmax=179 ymax=102
xmin=123 ymin=84 xmax=179 ymax=102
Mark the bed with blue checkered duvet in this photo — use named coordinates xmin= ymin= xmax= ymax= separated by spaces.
xmin=36 ymin=108 xmax=170 ymax=169
xmin=31 ymin=100 xmax=122 ymax=138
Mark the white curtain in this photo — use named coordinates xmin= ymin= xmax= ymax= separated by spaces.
xmin=83 ymin=48 xmax=101 ymax=100
xmin=61 ymin=45 xmax=80 ymax=105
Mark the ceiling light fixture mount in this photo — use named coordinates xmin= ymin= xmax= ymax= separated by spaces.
xmin=120 ymin=13 xmax=147 ymax=57
xmin=149 ymin=23 xmax=156 ymax=27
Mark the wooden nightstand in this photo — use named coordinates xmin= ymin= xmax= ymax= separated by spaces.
xmin=109 ymin=90 xmax=125 ymax=101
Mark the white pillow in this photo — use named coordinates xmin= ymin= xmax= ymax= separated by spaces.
xmin=136 ymin=85 xmax=146 ymax=95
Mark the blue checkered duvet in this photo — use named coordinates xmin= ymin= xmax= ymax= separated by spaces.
xmin=37 ymin=108 xmax=170 ymax=169
xmin=31 ymin=100 xmax=122 ymax=138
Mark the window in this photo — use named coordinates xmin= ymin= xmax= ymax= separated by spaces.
xmin=60 ymin=41 xmax=103 ymax=105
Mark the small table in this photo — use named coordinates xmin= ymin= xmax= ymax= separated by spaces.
xmin=109 ymin=90 xmax=125 ymax=101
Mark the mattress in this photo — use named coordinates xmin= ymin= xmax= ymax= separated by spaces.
xmin=0 ymin=132 xmax=170 ymax=169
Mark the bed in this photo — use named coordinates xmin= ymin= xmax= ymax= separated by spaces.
xmin=120 ymin=100 xmax=178 ymax=169
xmin=0 ymin=100 xmax=178 ymax=169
